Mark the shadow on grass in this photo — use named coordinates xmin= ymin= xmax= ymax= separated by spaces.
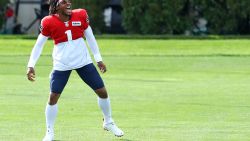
xmin=53 ymin=139 xmax=134 ymax=141
xmin=119 ymin=139 xmax=134 ymax=141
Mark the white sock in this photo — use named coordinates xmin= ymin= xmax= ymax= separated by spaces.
xmin=98 ymin=97 xmax=113 ymax=124
xmin=45 ymin=104 xmax=58 ymax=133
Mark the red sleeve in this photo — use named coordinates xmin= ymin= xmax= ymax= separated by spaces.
xmin=40 ymin=17 xmax=51 ymax=37
xmin=80 ymin=9 xmax=90 ymax=30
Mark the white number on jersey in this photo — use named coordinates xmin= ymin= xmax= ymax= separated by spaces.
xmin=65 ymin=30 xmax=73 ymax=41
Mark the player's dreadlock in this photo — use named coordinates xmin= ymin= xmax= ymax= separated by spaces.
xmin=49 ymin=0 xmax=59 ymax=15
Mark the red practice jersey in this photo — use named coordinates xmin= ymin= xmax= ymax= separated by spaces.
xmin=40 ymin=9 xmax=89 ymax=44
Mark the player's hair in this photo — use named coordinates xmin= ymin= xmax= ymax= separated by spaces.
xmin=49 ymin=0 xmax=59 ymax=15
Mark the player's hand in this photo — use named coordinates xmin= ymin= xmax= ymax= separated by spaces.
xmin=97 ymin=61 xmax=107 ymax=73
xmin=26 ymin=67 xmax=36 ymax=81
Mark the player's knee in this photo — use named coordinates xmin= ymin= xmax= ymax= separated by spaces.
xmin=48 ymin=93 xmax=60 ymax=105
xmin=95 ymin=87 xmax=108 ymax=98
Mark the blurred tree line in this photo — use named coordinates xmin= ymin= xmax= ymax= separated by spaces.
xmin=123 ymin=0 xmax=250 ymax=35
xmin=1 ymin=0 xmax=250 ymax=35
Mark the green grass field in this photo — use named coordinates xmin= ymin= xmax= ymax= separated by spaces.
xmin=1 ymin=38 xmax=250 ymax=141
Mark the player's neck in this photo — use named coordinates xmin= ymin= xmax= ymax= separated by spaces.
xmin=56 ymin=14 xmax=70 ymax=22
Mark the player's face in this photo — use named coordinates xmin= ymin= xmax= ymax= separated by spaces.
xmin=56 ymin=0 xmax=72 ymax=16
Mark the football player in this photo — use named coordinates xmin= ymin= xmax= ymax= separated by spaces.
xmin=26 ymin=0 xmax=124 ymax=140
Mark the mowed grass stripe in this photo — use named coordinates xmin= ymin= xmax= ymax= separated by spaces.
xmin=0 ymin=38 xmax=250 ymax=140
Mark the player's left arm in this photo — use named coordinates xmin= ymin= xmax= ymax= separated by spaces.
xmin=84 ymin=26 xmax=107 ymax=73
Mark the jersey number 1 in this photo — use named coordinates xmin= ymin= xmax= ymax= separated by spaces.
xmin=65 ymin=30 xmax=72 ymax=41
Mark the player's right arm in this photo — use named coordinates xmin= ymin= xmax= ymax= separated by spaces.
xmin=27 ymin=34 xmax=48 ymax=81
xmin=27 ymin=17 xmax=51 ymax=82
